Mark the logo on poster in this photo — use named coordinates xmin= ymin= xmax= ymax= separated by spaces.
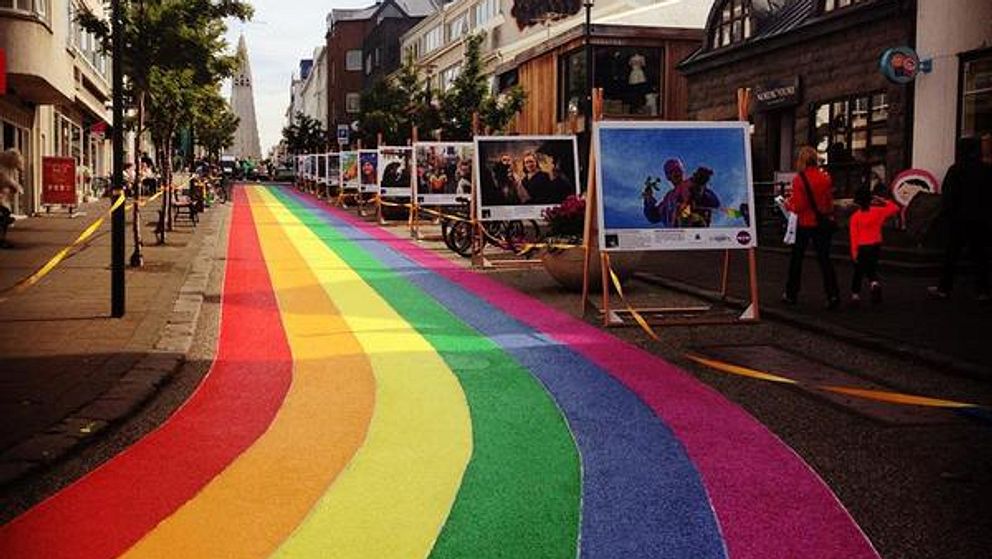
xmin=736 ymin=231 xmax=752 ymax=245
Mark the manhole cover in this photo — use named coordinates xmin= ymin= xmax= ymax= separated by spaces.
xmin=692 ymin=344 xmax=957 ymax=425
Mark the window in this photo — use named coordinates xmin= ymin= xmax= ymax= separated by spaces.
xmin=0 ymin=0 xmax=51 ymax=21
xmin=558 ymin=47 xmax=664 ymax=120
xmin=424 ymin=25 xmax=443 ymax=53
xmin=823 ymin=0 xmax=870 ymax=12
xmin=441 ymin=64 xmax=462 ymax=92
xmin=345 ymin=50 xmax=362 ymax=72
xmin=960 ymin=51 xmax=992 ymax=140
xmin=365 ymin=53 xmax=372 ymax=75
xmin=811 ymin=92 xmax=888 ymax=197
xmin=447 ymin=13 xmax=469 ymax=42
xmin=345 ymin=93 xmax=361 ymax=113
xmin=710 ymin=0 xmax=752 ymax=49
xmin=474 ymin=0 xmax=498 ymax=27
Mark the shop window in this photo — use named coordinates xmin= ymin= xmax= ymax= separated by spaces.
xmin=558 ymin=47 xmax=663 ymax=120
xmin=710 ymin=0 xmax=752 ymax=49
xmin=811 ymin=91 xmax=888 ymax=197
xmin=823 ymin=0 xmax=870 ymax=12
xmin=960 ymin=51 xmax=992 ymax=140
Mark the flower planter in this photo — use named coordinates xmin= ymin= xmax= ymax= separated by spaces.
xmin=541 ymin=245 xmax=642 ymax=292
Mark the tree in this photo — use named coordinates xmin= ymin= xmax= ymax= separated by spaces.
xmin=439 ymin=33 xmax=526 ymax=139
xmin=193 ymin=89 xmax=239 ymax=159
xmin=78 ymin=0 xmax=252 ymax=260
xmin=282 ymin=112 xmax=328 ymax=155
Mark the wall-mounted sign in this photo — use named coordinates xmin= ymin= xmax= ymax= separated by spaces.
xmin=753 ymin=77 xmax=801 ymax=111
xmin=337 ymin=124 xmax=349 ymax=146
xmin=891 ymin=168 xmax=940 ymax=207
xmin=42 ymin=157 xmax=77 ymax=206
xmin=880 ymin=47 xmax=920 ymax=84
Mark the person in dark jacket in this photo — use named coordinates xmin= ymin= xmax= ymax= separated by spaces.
xmin=928 ymin=137 xmax=992 ymax=300
xmin=783 ymin=145 xmax=840 ymax=308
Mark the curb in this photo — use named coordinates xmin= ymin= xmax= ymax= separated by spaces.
xmin=634 ymin=271 xmax=991 ymax=381
xmin=0 ymin=205 xmax=226 ymax=487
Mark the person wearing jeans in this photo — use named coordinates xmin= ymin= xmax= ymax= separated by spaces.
xmin=783 ymin=146 xmax=840 ymax=308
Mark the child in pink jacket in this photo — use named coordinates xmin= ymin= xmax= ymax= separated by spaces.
xmin=849 ymin=187 xmax=900 ymax=304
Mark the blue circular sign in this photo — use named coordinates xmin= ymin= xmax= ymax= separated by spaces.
xmin=880 ymin=47 xmax=920 ymax=84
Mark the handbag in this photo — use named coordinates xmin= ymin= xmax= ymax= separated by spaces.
xmin=798 ymin=171 xmax=837 ymax=233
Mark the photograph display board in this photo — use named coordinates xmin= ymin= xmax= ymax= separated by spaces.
xmin=359 ymin=150 xmax=379 ymax=193
xmin=377 ymin=146 xmax=413 ymax=198
xmin=327 ymin=153 xmax=340 ymax=187
xmin=474 ymin=136 xmax=579 ymax=221
xmin=413 ymin=142 xmax=474 ymax=206
xmin=595 ymin=121 xmax=756 ymax=252
xmin=340 ymin=151 xmax=359 ymax=191
xmin=316 ymin=153 xmax=328 ymax=185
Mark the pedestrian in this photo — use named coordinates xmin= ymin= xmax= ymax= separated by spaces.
xmin=0 ymin=148 xmax=25 ymax=249
xmin=782 ymin=145 xmax=841 ymax=309
xmin=848 ymin=186 xmax=899 ymax=305
xmin=927 ymin=137 xmax=992 ymax=301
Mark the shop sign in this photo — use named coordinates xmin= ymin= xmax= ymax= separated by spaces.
xmin=42 ymin=157 xmax=78 ymax=206
xmin=0 ymin=48 xmax=6 ymax=95
xmin=753 ymin=78 xmax=800 ymax=111
xmin=891 ymin=168 xmax=939 ymax=207
xmin=880 ymin=47 xmax=920 ymax=84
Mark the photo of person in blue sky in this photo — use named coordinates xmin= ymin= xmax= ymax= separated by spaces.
xmin=596 ymin=122 xmax=756 ymax=252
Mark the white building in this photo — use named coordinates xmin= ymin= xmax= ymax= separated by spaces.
xmin=912 ymin=0 xmax=992 ymax=180
xmin=1 ymin=0 xmax=114 ymax=215
xmin=228 ymin=34 xmax=262 ymax=160
xmin=298 ymin=46 xmax=329 ymax=129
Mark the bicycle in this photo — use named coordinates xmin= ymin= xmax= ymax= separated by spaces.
xmin=440 ymin=197 xmax=543 ymax=258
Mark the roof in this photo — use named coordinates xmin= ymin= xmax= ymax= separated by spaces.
xmin=330 ymin=5 xmax=380 ymax=24
xmin=394 ymin=0 xmax=439 ymax=18
xmin=681 ymin=0 xmax=894 ymax=68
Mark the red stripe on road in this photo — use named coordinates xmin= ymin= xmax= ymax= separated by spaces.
xmin=0 ymin=188 xmax=294 ymax=558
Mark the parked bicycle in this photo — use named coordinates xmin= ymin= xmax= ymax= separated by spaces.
xmin=440 ymin=197 xmax=543 ymax=258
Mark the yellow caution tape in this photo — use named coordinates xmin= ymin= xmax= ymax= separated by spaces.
xmin=1 ymin=193 xmax=126 ymax=298
xmin=609 ymin=268 xmax=660 ymax=342
xmin=686 ymin=353 xmax=983 ymax=409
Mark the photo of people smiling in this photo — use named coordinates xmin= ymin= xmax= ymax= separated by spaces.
xmin=414 ymin=142 xmax=474 ymax=206
xmin=474 ymin=136 xmax=579 ymax=221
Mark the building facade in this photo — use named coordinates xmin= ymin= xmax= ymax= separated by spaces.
xmin=298 ymin=47 xmax=328 ymax=129
xmin=361 ymin=0 xmax=438 ymax=89
xmin=1 ymin=0 xmax=113 ymax=215
xmin=679 ymin=0 xmax=917 ymax=201
xmin=912 ymin=0 xmax=992 ymax=180
xmin=326 ymin=5 xmax=377 ymax=145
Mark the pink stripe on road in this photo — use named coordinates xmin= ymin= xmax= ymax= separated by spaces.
xmin=309 ymin=193 xmax=879 ymax=559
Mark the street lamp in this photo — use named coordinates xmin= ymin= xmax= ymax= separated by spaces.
xmin=584 ymin=0 xmax=594 ymax=137
xmin=110 ymin=0 xmax=125 ymax=317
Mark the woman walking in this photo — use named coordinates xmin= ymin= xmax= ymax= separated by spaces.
xmin=783 ymin=146 xmax=841 ymax=309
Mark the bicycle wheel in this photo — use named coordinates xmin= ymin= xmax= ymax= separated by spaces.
xmin=500 ymin=220 xmax=542 ymax=252
xmin=445 ymin=220 xmax=475 ymax=258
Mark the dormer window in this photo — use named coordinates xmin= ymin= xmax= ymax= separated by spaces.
xmin=823 ymin=0 xmax=869 ymax=12
xmin=711 ymin=0 xmax=752 ymax=49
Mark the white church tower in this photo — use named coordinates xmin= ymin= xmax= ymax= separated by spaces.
xmin=228 ymin=34 xmax=261 ymax=160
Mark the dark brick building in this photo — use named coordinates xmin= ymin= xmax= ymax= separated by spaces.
xmin=326 ymin=6 xmax=378 ymax=145
xmin=679 ymin=0 xmax=917 ymax=199
xmin=362 ymin=0 xmax=439 ymax=88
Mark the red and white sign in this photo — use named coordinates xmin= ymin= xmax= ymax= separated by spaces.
xmin=891 ymin=168 xmax=940 ymax=207
xmin=0 ymin=48 xmax=7 ymax=95
xmin=42 ymin=157 xmax=78 ymax=205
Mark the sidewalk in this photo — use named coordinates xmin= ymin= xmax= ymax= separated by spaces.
xmin=634 ymin=247 xmax=992 ymax=375
xmin=0 ymin=195 xmax=225 ymax=486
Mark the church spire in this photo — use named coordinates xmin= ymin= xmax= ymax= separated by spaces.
xmin=228 ymin=33 xmax=261 ymax=160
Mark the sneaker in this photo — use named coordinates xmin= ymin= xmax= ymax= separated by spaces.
xmin=869 ymin=281 xmax=883 ymax=304
xmin=927 ymin=286 xmax=949 ymax=299
xmin=781 ymin=293 xmax=797 ymax=305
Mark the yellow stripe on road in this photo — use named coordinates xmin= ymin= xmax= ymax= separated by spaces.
xmin=257 ymin=186 xmax=473 ymax=559
xmin=123 ymin=188 xmax=376 ymax=558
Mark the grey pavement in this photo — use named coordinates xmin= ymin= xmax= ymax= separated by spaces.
xmin=0 ymin=193 xmax=227 ymax=487
xmin=634 ymin=247 xmax=992 ymax=376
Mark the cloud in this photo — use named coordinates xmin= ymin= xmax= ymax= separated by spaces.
xmin=224 ymin=1 xmax=370 ymax=155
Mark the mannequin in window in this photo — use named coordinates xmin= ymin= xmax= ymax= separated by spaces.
xmin=627 ymin=52 xmax=648 ymax=113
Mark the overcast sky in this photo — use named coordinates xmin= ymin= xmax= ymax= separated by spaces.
xmin=224 ymin=1 xmax=370 ymax=155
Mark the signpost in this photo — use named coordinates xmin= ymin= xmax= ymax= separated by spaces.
xmin=41 ymin=157 xmax=78 ymax=207
xmin=337 ymin=124 xmax=350 ymax=146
